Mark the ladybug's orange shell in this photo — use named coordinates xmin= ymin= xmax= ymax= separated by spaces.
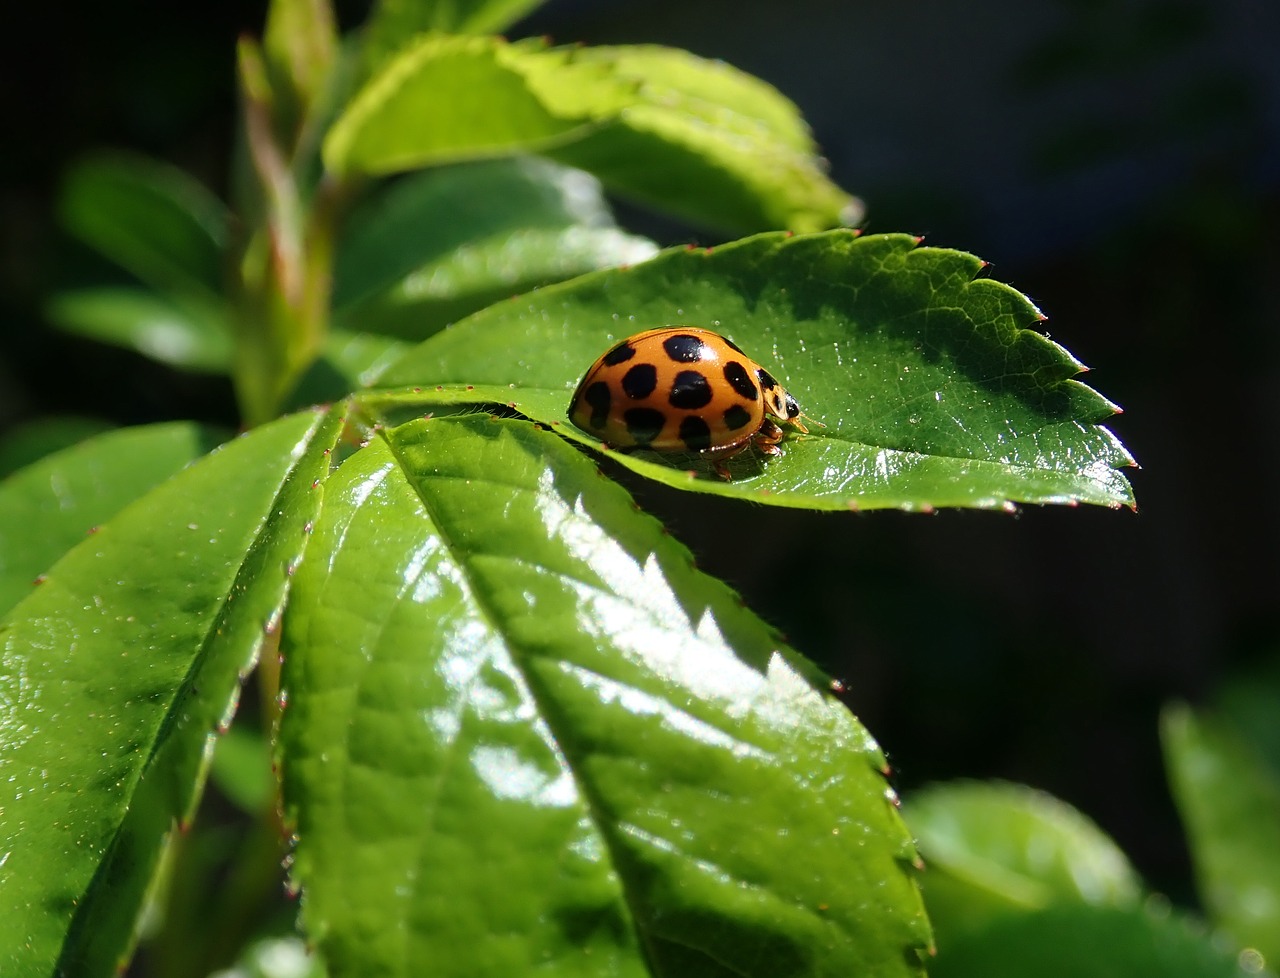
xmin=567 ymin=326 xmax=794 ymax=456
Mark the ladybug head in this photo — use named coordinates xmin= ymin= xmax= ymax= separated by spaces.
xmin=758 ymin=368 xmax=810 ymax=433
xmin=780 ymin=390 xmax=808 ymax=433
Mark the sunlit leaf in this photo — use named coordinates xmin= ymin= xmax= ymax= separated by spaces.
xmin=325 ymin=35 xmax=852 ymax=233
xmin=370 ymin=231 xmax=1135 ymax=511
xmin=0 ymin=422 xmax=226 ymax=618
xmin=0 ymin=409 xmax=341 ymax=978
xmin=281 ymin=414 xmax=931 ymax=978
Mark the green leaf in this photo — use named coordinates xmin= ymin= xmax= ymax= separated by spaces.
xmin=1163 ymin=703 xmax=1280 ymax=963
xmin=371 ymin=231 xmax=1135 ymax=511
xmin=905 ymin=781 xmax=1142 ymax=941
xmin=0 ymin=422 xmax=227 ymax=619
xmin=264 ymin=0 xmax=338 ymax=115
xmin=325 ymin=35 xmax=852 ymax=233
xmin=928 ymin=904 xmax=1264 ymax=978
xmin=281 ymin=414 xmax=931 ymax=978
xmin=0 ymin=409 xmax=342 ymax=978
xmin=543 ymin=44 xmax=861 ymax=233
xmin=326 ymin=35 xmax=609 ymax=171
xmin=334 ymin=157 xmax=656 ymax=338
xmin=59 ymin=153 xmax=230 ymax=299
xmin=0 ymin=416 xmax=115 ymax=477
xmin=210 ymin=722 xmax=276 ymax=814
xmin=364 ymin=0 xmax=548 ymax=60
xmin=46 ymin=286 xmax=234 ymax=372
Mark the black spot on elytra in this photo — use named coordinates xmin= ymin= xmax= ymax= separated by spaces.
xmin=757 ymin=367 xmax=779 ymax=391
xmin=623 ymin=408 xmax=666 ymax=445
xmin=622 ymin=363 xmax=658 ymax=399
xmin=584 ymin=381 xmax=611 ymax=429
xmin=668 ymin=370 xmax=713 ymax=409
xmin=723 ymin=361 xmax=758 ymax=400
xmin=602 ymin=342 xmax=636 ymax=366
xmin=679 ymin=416 xmax=713 ymax=451
xmin=723 ymin=404 xmax=753 ymax=431
xmin=663 ymin=334 xmax=707 ymax=363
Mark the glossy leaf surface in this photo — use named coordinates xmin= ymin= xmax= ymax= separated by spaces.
xmin=0 ymin=422 xmax=226 ymax=619
xmin=325 ymin=35 xmax=852 ymax=233
xmin=928 ymin=904 xmax=1261 ymax=978
xmin=333 ymin=157 xmax=656 ymax=338
xmin=0 ymin=410 xmax=341 ymax=978
xmin=1163 ymin=703 xmax=1280 ymax=963
xmin=373 ymin=231 xmax=1135 ymax=511
xmin=46 ymin=286 xmax=233 ymax=372
xmin=281 ymin=414 xmax=930 ymax=978
xmin=58 ymin=153 xmax=230 ymax=299
xmin=905 ymin=781 xmax=1141 ymax=942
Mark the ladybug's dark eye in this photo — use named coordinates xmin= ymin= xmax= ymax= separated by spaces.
xmin=785 ymin=394 xmax=800 ymax=418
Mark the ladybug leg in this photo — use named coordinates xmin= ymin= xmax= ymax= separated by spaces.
xmin=753 ymin=419 xmax=786 ymax=454
xmin=705 ymin=442 xmax=748 ymax=481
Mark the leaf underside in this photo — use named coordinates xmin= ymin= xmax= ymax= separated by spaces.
xmin=325 ymin=35 xmax=852 ymax=233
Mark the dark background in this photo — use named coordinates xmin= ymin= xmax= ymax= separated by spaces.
xmin=2 ymin=0 xmax=1277 ymax=905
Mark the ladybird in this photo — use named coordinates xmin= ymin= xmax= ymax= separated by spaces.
xmin=567 ymin=326 xmax=809 ymax=479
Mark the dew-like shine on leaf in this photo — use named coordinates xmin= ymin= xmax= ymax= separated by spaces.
xmin=0 ymin=409 xmax=342 ymax=978
xmin=281 ymin=414 xmax=931 ymax=978
xmin=371 ymin=231 xmax=1135 ymax=512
